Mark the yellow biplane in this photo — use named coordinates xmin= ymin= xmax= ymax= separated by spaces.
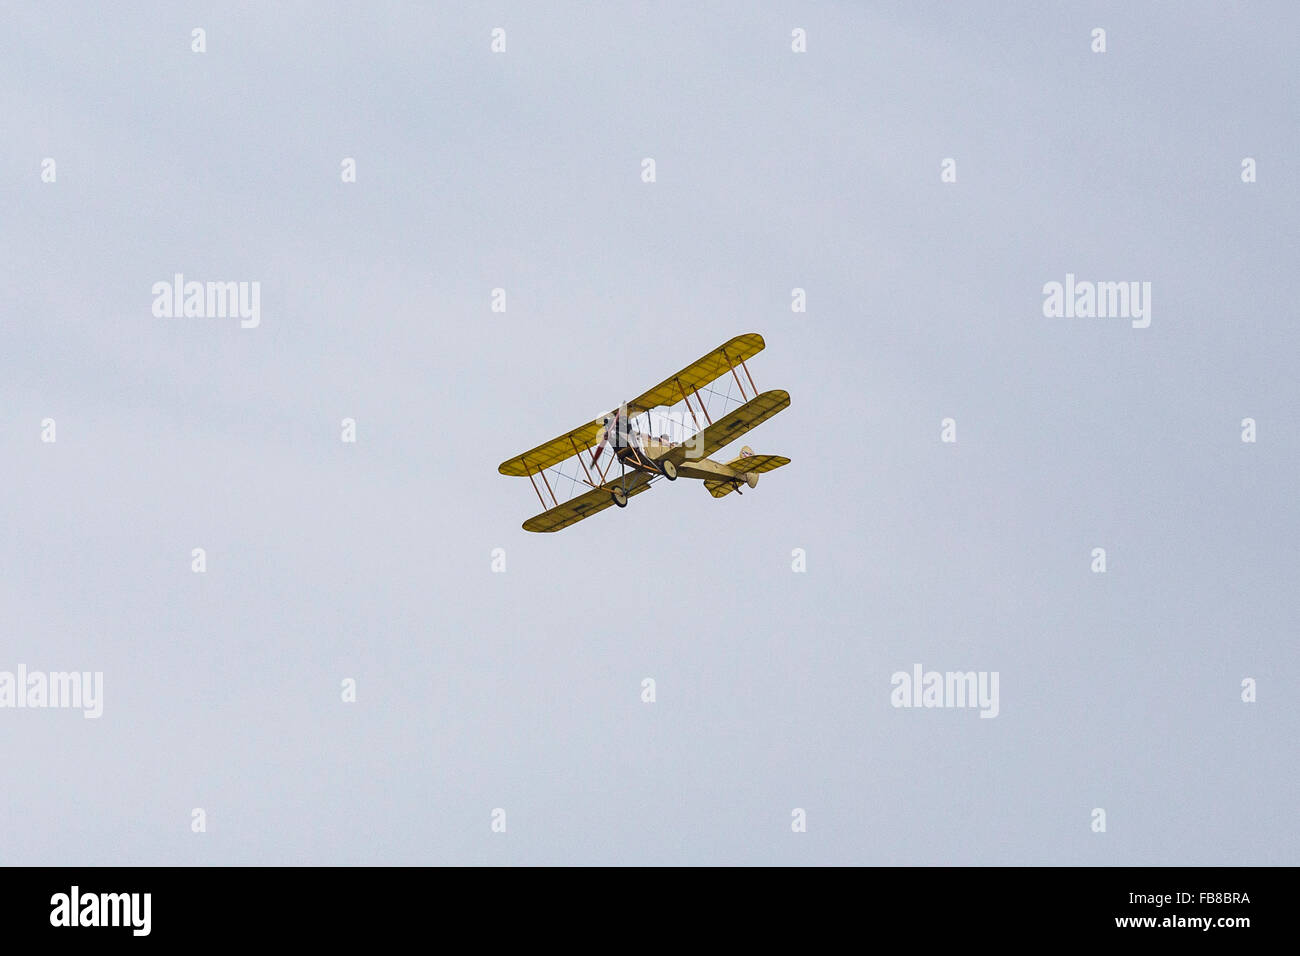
xmin=498 ymin=333 xmax=791 ymax=532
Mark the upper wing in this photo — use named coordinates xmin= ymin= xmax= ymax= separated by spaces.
xmin=498 ymin=417 xmax=607 ymax=477
xmin=664 ymin=389 xmax=791 ymax=463
xmin=500 ymin=333 xmax=766 ymax=476
xmin=626 ymin=333 xmax=765 ymax=413
xmin=522 ymin=472 xmax=656 ymax=533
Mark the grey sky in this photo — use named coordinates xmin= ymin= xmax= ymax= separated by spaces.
xmin=1 ymin=2 xmax=1296 ymax=864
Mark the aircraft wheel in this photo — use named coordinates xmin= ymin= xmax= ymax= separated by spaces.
xmin=612 ymin=487 xmax=629 ymax=508
xmin=661 ymin=460 xmax=678 ymax=481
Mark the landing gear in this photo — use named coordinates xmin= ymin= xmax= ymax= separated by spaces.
xmin=612 ymin=486 xmax=629 ymax=508
xmin=661 ymin=459 xmax=678 ymax=481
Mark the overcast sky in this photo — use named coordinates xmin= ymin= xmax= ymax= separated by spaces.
xmin=1 ymin=2 xmax=1296 ymax=865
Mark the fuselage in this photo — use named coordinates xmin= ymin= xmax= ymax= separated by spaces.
xmin=614 ymin=439 xmax=738 ymax=482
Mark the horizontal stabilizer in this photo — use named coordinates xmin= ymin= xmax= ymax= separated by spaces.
xmin=705 ymin=454 xmax=789 ymax=498
xmin=704 ymin=479 xmax=740 ymax=499
xmin=725 ymin=453 xmax=789 ymax=475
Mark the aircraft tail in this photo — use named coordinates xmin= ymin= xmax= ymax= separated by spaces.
xmin=704 ymin=450 xmax=790 ymax=498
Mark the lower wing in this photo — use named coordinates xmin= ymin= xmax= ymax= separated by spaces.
xmin=522 ymin=471 xmax=655 ymax=533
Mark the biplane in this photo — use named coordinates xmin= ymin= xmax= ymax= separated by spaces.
xmin=498 ymin=333 xmax=791 ymax=532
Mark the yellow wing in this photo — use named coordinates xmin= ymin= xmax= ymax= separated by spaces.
xmin=626 ymin=333 xmax=766 ymax=413
xmin=666 ymin=389 xmax=791 ymax=463
xmin=498 ymin=417 xmax=607 ymax=477
xmin=500 ymin=333 xmax=768 ymax=477
xmin=522 ymin=472 xmax=656 ymax=533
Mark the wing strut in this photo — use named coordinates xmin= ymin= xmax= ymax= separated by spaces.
xmin=522 ymin=456 xmax=559 ymax=509
xmin=569 ymin=437 xmax=597 ymax=488
xmin=721 ymin=345 xmax=749 ymax=402
xmin=676 ymin=377 xmax=702 ymax=431
xmin=538 ymin=467 xmax=559 ymax=507
xmin=522 ymin=459 xmax=547 ymax=509
xmin=690 ymin=383 xmax=713 ymax=425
